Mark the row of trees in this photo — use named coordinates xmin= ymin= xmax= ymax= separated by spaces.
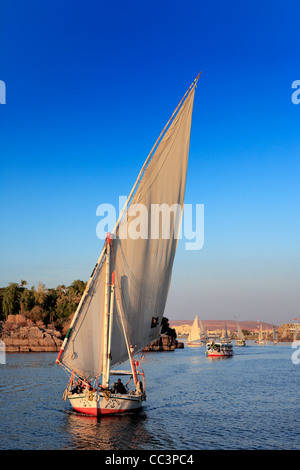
xmin=0 ymin=280 xmax=86 ymax=330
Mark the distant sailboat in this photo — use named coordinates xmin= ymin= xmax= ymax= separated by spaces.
xmin=272 ymin=323 xmax=278 ymax=344
xmin=55 ymin=74 xmax=201 ymax=416
xmin=235 ymin=318 xmax=246 ymax=347
xmin=281 ymin=326 xmax=287 ymax=340
xmin=257 ymin=323 xmax=267 ymax=345
xmin=206 ymin=340 xmax=233 ymax=357
xmin=220 ymin=322 xmax=231 ymax=343
xmin=187 ymin=316 xmax=203 ymax=346
xmin=293 ymin=324 xmax=300 ymax=342
xmin=207 ymin=321 xmax=233 ymax=357
xmin=199 ymin=317 xmax=208 ymax=343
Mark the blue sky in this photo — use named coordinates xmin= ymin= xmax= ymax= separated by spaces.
xmin=1 ymin=0 xmax=299 ymax=324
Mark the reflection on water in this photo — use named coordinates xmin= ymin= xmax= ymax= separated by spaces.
xmin=63 ymin=410 xmax=152 ymax=450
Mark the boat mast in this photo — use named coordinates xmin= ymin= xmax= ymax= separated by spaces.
xmin=105 ymin=271 xmax=115 ymax=387
xmin=102 ymin=235 xmax=111 ymax=387
xmin=114 ymin=280 xmax=139 ymax=385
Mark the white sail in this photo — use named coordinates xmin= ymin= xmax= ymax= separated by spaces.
xmin=258 ymin=323 xmax=263 ymax=342
xmin=258 ymin=322 xmax=266 ymax=343
xmin=293 ymin=324 xmax=299 ymax=341
xmin=236 ymin=320 xmax=245 ymax=340
xmin=60 ymin=261 xmax=107 ymax=379
xmin=188 ymin=316 xmax=201 ymax=343
xmin=110 ymin=86 xmax=195 ymax=365
xmin=199 ymin=317 xmax=207 ymax=339
xmin=282 ymin=327 xmax=287 ymax=338
xmin=57 ymin=78 xmax=198 ymax=380
xmin=221 ymin=322 xmax=229 ymax=340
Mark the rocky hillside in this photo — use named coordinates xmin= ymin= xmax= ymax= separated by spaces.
xmin=143 ymin=335 xmax=184 ymax=351
xmin=0 ymin=314 xmax=63 ymax=353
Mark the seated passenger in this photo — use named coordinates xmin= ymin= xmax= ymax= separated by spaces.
xmin=115 ymin=378 xmax=127 ymax=394
xmin=71 ymin=379 xmax=83 ymax=394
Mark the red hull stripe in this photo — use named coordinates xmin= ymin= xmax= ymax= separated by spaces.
xmin=73 ymin=406 xmax=129 ymax=416
xmin=208 ymin=354 xmax=232 ymax=357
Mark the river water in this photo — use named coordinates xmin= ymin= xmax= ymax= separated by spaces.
xmin=0 ymin=341 xmax=299 ymax=450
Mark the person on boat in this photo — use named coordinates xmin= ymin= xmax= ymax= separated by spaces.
xmin=71 ymin=378 xmax=83 ymax=394
xmin=112 ymin=378 xmax=127 ymax=394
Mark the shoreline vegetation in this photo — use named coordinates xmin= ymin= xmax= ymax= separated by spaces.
xmin=0 ymin=280 xmax=86 ymax=332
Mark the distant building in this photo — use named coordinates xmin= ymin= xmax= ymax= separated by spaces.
xmin=174 ymin=324 xmax=191 ymax=336
xmin=278 ymin=323 xmax=300 ymax=337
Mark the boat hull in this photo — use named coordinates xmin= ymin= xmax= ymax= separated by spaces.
xmin=206 ymin=350 xmax=233 ymax=357
xmin=68 ymin=390 xmax=143 ymax=416
xmin=205 ymin=341 xmax=233 ymax=357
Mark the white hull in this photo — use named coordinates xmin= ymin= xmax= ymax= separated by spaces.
xmin=67 ymin=390 xmax=144 ymax=416
xmin=187 ymin=341 xmax=204 ymax=346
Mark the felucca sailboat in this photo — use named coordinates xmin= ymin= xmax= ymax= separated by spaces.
xmin=272 ymin=323 xmax=278 ymax=344
xmin=56 ymin=74 xmax=200 ymax=416
xmin=199 ymin=317 xmax=208 ymax=343
xmin=235 ymin=318 xmax=246 ymax=346
xmin=187 ymin=315 xmax=203 ymax=346
xmin=257 ymin=322 xmax=267 ymax=345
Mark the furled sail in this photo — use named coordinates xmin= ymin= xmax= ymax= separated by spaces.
xmin=58 ymin=78 xmax=197 ymax=380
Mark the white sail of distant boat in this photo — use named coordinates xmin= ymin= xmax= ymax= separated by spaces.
xmin=220 ymin=322 xmax=231 ymax=343
xmin=258 ymin=322 xmax=267 ymax=345
xmin=258 ymin=322 xmax=263 ymax=343
xmin=265 ymin=330 xmax=269 ymax=341
xmin=235 ymin=317 xmax=246 ymax=346
xmin=272 ymin=323 xmax=278 ymax=344
xmin=187 ymin=315 xmax=203 ymax=346
xmin=55 ymin=74 xmax=201 ymax=416
xmin=293 ymin=324 xmax=300 ymax=342
xmin=282 ymin=326 xmax=287 ymax=339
